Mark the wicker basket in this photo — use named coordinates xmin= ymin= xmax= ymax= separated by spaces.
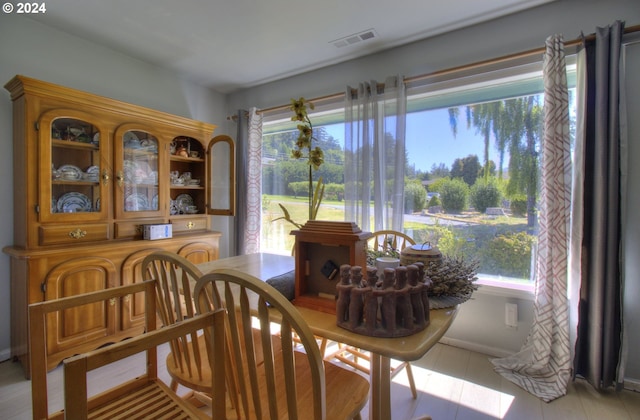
xmin=400 ymin=243 xmax=442 ymax=266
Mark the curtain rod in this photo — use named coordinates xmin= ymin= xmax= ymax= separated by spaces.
xmin=234 ymin=23 xmax=639 ymax=119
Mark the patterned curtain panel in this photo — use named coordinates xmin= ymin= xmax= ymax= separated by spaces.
xmin=491 ymin=34 xmax=572 ymax=402
xmin=344 ymin=75 xmax=406 ymax=232
xmin=234 ymin=108 xmax=262 ymax=255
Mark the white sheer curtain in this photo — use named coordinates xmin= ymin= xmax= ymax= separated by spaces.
xmin=234 ymin=108 xmax=262 ymax=255
xmin=491 ymin=34 xmax=572 ymax=402
xmin=344 ymin=76 xmax=406 ymax=232
xmin=568 ymin=46 xmax=586 ymax=371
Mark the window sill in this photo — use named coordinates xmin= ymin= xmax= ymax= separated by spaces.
xmin=475 ymin=276 xmax=535 ymax=301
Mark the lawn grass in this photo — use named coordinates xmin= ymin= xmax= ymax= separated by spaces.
xmin=261 ymin=194 xmax=534 ymax=276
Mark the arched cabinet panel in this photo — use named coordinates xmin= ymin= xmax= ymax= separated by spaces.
xmin=42 ymin=257 xmax=118 ymax=370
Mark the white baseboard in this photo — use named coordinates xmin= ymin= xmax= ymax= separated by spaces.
xmin=0 ymin=348 xmax=11 ymax=363
xmin=624 ymin=377 xmax=640 ymax=392
xmin=441 ymin=338 xmax=640 ymax=394
xmin=439 ymin=336 xmax=515 ymax=358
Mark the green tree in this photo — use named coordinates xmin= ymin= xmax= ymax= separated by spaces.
xmin=466 ymin=102 xmax=503 ymax=181
xmin=470 ymin=177 xmax=502 ymax=213
xmin=404 ymin=179 xmax=427 ymax=214
xmin=450 ymin=158 xmax=464 ymax=180
xmin=429 ymin=163 xmax=450 ymax=179
xmin=450 ymin=154 xmax=481 ymax=187
xmin=439 ymin=178 xmax=469 ymax=213
xmin=502 ymin=96 xmax=542 ymax=228
xmin=448 ymin=96 xmax=543 ymax=227
xmin=428 ymin=177 xmax=449 ymax=194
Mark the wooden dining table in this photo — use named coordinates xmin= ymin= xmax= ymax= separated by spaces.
xmin=197 ymin=252 xmax=458 ymax=420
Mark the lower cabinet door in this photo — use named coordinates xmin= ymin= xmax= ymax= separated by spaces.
xmin=42 ymin=256 xmax=117 ymax=369
xmin=120 ymin=248 xmax=164 ymax=331
xmin=178 ymin=240 xmax=219 ymax=264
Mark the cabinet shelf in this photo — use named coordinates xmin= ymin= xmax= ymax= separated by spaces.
xmin=53 ymin=180 xmax=99 ymax=186
xmin=170 ymin=155 xmax=203 ymax=162
xmin=124 ymin=148 xmax=158 ymax=157
xmin=124 ymin=183 xmax=158 ymax=188
xmin=52 ymin=139 xmax=99 ymax=150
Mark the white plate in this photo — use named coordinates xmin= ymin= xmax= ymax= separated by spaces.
xmin=56 ymin=192 xmax=92 ymax=213
xmin=125 ymin=193 xmax=149 ymax=211
xmin=123 ymin=160 xmax=152 ymax=183
xmin=123 ymin=132 xmax=141 ymax=148
xmin=175 ymin=193 xmax=194 ymax=212
xmin=58 ymin=164 xmax=82 ymax=181
xmin=86 ymin=165 xmax=99 ymax=174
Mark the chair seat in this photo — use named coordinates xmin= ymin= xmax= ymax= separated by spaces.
xmin=167 ymin=328 xmax=284 ymax=394
xmin=323 ymin=359 xmax=370 ymax=419
xmin=87 ymin=379 xmax=209 ymax=420
xmin=227 ymin=349 xmax=369 ymax=419
xmin=166 ymin=334 xmax=213 ymax=394
xmin=325 ymin=343 xmax=417 ymax=399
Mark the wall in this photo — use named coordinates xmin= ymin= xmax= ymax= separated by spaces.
xmin=227 ymin=0 xmax=640 ymax=384
xmin=0 ymin=15 xmax=231 ymax=362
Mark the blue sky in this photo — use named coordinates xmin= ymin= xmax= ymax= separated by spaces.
xmin=324 ymin=108 xmax=503 ymax=173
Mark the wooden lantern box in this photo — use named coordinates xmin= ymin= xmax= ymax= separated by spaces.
xmin=291 ymin=221 xmax=371 ymax=314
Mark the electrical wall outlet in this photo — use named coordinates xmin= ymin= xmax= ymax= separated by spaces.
xmin=505 ymin=303 xmax=518 ymax=328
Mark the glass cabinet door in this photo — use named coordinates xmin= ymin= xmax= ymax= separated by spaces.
xmin=207 ymin=134 xmax=235 ymax=216
xmin=114 ymin=125 xmax=161 ymax=219
xmin=39 ymin=110 xmax=107 ymax=222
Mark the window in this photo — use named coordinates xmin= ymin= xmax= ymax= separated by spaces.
xmin=260 ymin=55 xmax=576 ymax=289
xmin=261 ymin=101 xmax=345 ymax=253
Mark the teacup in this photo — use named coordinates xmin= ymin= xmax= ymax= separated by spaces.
xmin=184 ymin=205 xmax=198 ymax=214
xmin=190 ymin=151 xmax=199 ymax=158
xmin=375 ymin=257 xmax=400 ymax=279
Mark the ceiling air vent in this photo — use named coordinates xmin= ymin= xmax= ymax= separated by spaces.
xmin=331 ymin=29 xmax=377 ymax=48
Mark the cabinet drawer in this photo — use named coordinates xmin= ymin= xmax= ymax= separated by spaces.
xmin=115 ymin=219 xmax=165 ymax=239
xmin=39 ymin=223 xmax=110 ymax=245
xmin=169 ymin=216 xmax=208 ymax=233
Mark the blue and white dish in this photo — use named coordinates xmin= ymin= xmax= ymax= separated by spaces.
xmin=125 ymin=193 xmax=149 ymax=211
xmin=175 ymin=193 xmax=194 ymax=213
xmin=56 ymin=192 xmax=92 ymax=213
xmin=58 ymin=164 xmax=82 ymax=181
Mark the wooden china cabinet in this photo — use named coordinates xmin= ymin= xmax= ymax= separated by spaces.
xmin=3 ymin=75 xmax=235 ymax=377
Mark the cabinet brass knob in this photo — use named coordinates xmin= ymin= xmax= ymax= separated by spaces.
xmin=186 ymin=221 xmax=195 ymax=229
xmin=68 ymin=228 xmax=87 ymax=239
xmin=109 ymin=298 xmax=116 ymax=306
xmin=102 ymin=170 xmax=110 ymax=186
xmin=116 ymin=171 xmax=124 ymax=187
xmin=123 ymin=294 xmax=131 ymax=302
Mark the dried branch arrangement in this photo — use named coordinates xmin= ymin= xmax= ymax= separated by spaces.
xmin=426 ymin=255 xmax=479 ymax=299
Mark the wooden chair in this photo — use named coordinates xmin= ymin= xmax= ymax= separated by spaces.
xmin=325 ymin=229 xmax=418 ymax=399
xmin=142 ymin=250 xmax=212 ymax=405
xmin=194 ymin=268 xmax=370 ymax=420
xmin=368 ymin=229 xmax=416 ymax=256
xmin=29 ymin=279 xmax=226 ymax=420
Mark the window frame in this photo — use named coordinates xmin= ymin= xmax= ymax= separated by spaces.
xmin=260 ymin=52 xmax=577 ymax=296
